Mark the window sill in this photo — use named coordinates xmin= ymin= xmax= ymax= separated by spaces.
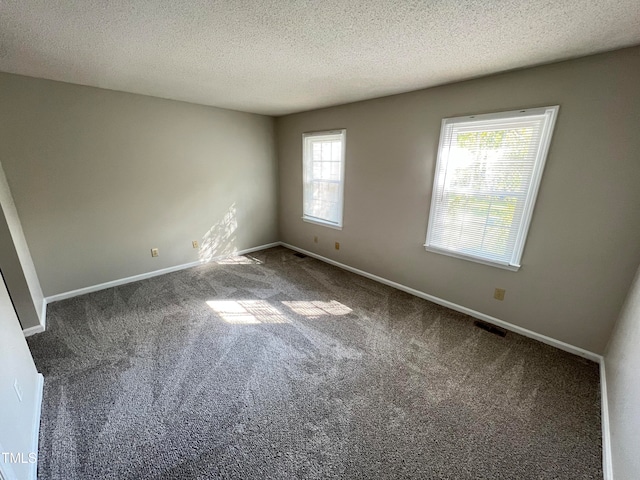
xmin=302 ymin=217 xmax=343 ymax=230
xmin=424 ymin=245 xmax=520 ymax=272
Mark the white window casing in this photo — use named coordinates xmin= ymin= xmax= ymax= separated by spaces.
xmin=425 ymin=106 xmax=559 ymax=270
xmin=302 ymin=129 xmax=346 ymax=229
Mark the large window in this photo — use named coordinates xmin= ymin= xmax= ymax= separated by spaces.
xmin=302 ymin=130 xmax=346 ymax=229
xmin=425 ymin=106 xmax=559 ymax=270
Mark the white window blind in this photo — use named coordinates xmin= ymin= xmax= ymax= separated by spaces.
xmin=425 ymin=106 xmax=559 ymax=270
xmin=302 ymin=130 xmax=346 ymax=229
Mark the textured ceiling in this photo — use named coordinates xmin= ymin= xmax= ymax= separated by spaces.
xmin=1 ymin=1 xmax=639 ymax=116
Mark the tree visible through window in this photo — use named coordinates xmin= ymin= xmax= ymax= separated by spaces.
xmin=425 ymin=106 xmax=559 ymax=270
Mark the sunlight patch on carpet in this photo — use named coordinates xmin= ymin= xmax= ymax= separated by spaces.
xmin=207 ymin=300 xmax=287 ymax=324
xmin=282 ymin=300 xmax=352 ymax=319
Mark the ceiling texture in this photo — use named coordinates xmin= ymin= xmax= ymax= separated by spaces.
xmin=1 ymin=1 xmax=639 ymax=116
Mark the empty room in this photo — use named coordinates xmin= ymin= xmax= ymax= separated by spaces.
xmin=1 ymin=1 xmax=639 ymax=479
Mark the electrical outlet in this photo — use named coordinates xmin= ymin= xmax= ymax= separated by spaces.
xmin=494 ymin=288 xmax=506 ymax=301
xmin=335 ymin=242 xmax=340 ymax=250
xmin=151 ymin=248 xmax=159 ymax=257
xmin=192 ymin=240 xmax=199 ymax=249
xmin=14 ymin=379 xmax=23 ymax=402
xmin=313 ymin=236 xmax=318 ymax=243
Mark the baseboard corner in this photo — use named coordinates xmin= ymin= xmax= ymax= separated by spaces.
xmin=22 ymin=324 xmax=45 ymax=337
xmin=236 ymin=242 xmax=281 ymax=255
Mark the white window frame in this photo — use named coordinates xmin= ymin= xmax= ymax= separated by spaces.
xmin=302 ymin=129 xmax=347 ymax=230
xmin=425 ymin=106 xmax=559 ymax=271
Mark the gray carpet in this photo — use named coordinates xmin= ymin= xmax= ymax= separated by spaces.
xmin=27 ymin=246 xmax=603 ymax=479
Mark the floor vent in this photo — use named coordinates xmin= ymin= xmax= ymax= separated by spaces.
xmin=474 ymin=320 xmax=507 ymax=337
xmin=293 ymin=252 xmax=307 ymax=258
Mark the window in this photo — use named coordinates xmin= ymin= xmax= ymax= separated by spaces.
xmin=425 ymin=106 xmax=559 ymax=270
xmin=302 ymin=130 xmax=346 ymax=229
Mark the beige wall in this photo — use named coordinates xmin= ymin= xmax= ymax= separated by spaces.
xmin=605 ymin=263 xmax=640 ymax=479
xmin=0 ymin=73 xmax=278 ymax=297
xmin=277 ymin=46 xmax=640 ymax=354
xmin=0 ymin=272 xmax=42 ymax=480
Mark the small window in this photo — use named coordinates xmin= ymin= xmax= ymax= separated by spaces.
xmin=302 ymin=130 xmax=346 ymax=229
xmin=425 ymin=106 xmax=559 ymax=270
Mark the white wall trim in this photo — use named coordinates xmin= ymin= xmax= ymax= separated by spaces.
xmin=279 ymin=242 xmax=601 ymax=362
xmin=22 ymin=324 xmax=45 ymax=337
xmin=30 ymin=374 xmax=44 ymax=480
xmin=600 ymin=359 xmax=613 ymax=480
xmin=44 ymin=242 xmax=281 ymax=305
xmin=22 ymin=300 xmax=47 ymax=337
xmin=40 ymin=300 xmax=47 ymax=330
xmin=44 ymin=260 xmax=201 ymax=303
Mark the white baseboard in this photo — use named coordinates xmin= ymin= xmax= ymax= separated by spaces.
xmin=599 ymin=359 xmax=613 ymax=479
xmin=22 ymin=324 xmax=45 ymax=337
xmin=279 ymin=242 xmax=601 ymax=363
xmin=44 ymin=242 xmax=281 ymax=305
xmin=22 ymin=300 xmax=48 ymax=337
xmin=40 ymin=299 xmax=47 ymax=329
xmin=30 ymin=374 xmax=44 ymax=480
xmin=235 ymin=242 xmax=281 ymax=256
